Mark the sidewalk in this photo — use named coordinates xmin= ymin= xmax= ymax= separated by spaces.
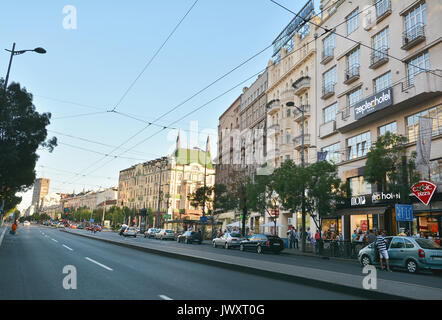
xmin=61 ymin=229 xmax=442 ymax=299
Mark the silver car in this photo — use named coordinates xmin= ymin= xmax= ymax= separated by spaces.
xmin=358 ymin=236 xmax=442 ymax=274
xmin=155 ymin=229 xmax=175 ymax=240
xmin=212 ymin=232 xmax=245 ymax=249
xmin=123 ymin=227 xmax=137 ymax=238
xmin=144 ymin=228 xmax=160 ymax=238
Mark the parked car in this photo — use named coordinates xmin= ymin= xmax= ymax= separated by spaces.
xmin=144 ymin=228 xmax=160 ymax=238
xmin=177 ymin=231 xmax=202 ymax=244
xmin=69 ymin=224 xmax=77 ymax=229
xmin=212 ymin=232 xmax=245 ymax=249
xmin=122 ymin=227 xmax=137 ymax=237
xmin=155 ymin=229 xmax=175 ymax=240
xmin=56 ymin=223 xmax=65 ymax=228
xmin=358 ymin=236 xmax=442 ymax=274
xmin=239 ymin=234 xmax=284 ymax=254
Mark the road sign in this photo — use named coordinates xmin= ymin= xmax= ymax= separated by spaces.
xmin=395 ymin=204 xmax=413 ymax=222
xmin=90 ymin=218 xmax=94 ymax=223
xmin=200 ymin=216 xmax=208 ymax=222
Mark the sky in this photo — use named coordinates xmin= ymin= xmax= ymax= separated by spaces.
xmin=0 ymin=0 xmax=314 ymax=211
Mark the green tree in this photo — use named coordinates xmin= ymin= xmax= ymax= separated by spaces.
xmin=187 ymin=186 xmax=214 ymax=213
xmin=0 ymin=79 xmax=57 ymax=215
xmin=364 ymin=132 xmax=419 ymax=202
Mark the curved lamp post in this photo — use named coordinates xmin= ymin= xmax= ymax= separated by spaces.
xmin=3 ymin=43 xmax=46 ymax=92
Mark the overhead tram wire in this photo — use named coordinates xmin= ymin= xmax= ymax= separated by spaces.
xmin=111 ymin=0 xmax=199 ymax=112
xmin=60 ymin=0 xmax=370 ymax=186
xmin=269 ymin=0 xmax=442 ymax=79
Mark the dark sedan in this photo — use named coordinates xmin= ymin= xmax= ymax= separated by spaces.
xmin=239 ymin=234 xmax=284 ymax=254
xmin=177 ymin=231 xmax=202 ymax=244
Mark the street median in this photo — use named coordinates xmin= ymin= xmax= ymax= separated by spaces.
xmin=60 ymin=229 xmax=442 ymax=300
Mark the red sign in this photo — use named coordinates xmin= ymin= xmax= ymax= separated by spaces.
xmin=411 ymin=181 xmax=437 ymax=206
xmin=361 ymin=220 xmax=368 ymax=232
xmin=271 ymin=209 xmax=280 ymax=217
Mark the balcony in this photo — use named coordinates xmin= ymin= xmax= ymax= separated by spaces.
xmin=343 ymin=64 xmax=360 ymax=84
xmin=267 ymin=99 xmax=281 ymax=115
xmin=319 ymin=120 xmax=337 ymax=138
xmin=336 ymin=71 xmax=442 ymax=133
xmin=292 ymin=76 xmax=311 ymax=96
xmin=375 ymin=0 xmax=391 ymax=23
xmin=280 ymin=88 xmax=295 ymax=104
xmin=369 ymin=47 xmax=389 ymax=69
xmin=293 ymin=134 xmax=311 ymax=150
xmin=293 ymin=105 xmax=310 ymax=122
xmin=402 ymin=23 xmax=425 ymax=50
xmin=321 ymin=83 xmax=335 ymax=99
xmin=321 ymin=47 xmax=334 ymax=65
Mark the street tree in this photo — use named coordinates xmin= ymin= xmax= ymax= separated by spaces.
xmin=364 ymin=132 xmax=420 ymax=202
xmin=0 ymin=79 xmax=57 ymax=215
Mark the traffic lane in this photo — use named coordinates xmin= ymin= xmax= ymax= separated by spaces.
xmin=66 ymin=228 xmax=442 ymax=289
xmin=0 ymin=226 xmax=159 ymax=299
xmin=49 ymin=228 xmax=364 ymax=300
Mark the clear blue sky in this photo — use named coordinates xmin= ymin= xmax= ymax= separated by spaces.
xmin=0 ymin=0 xmax=312 ymax=210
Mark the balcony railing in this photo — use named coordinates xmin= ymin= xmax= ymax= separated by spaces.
xmin=370 ymin=47 xmax=389 ymax=69
xmin=293 ymin=134 xmax=311 ymax=149
xmin=344 ymin=64 xmax=360 ymax=84
xmin=402 ymin=23 xmax=425 ymax=50
xmin=292 ymin=76 xmax=311 ymax=95
xmin=267 ymin=99 xmax=281 ymax=114
xmin=375 ymin=0 xmax=391 ymax=22
xmin=268 ymin=123 xmax=280 ymax=131
xmin=321 ymin=47 xmax=334 ymax=64
xmin=321 ymin=83 xmax=336 ymax=99
xmin=293 ymin=105 xmax=310 ymax=121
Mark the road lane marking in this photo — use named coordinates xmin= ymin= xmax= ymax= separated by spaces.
xmin=158 ymin=295 xmax=173 ymax=300
xmin=0 ymin=228 xmax=7 ymax=248
xmin=85 ymin=257 xmax=113 ymax=271
xmin=63 ymin=245 xmax=73 ymax=251
xmin=51 ymin=239 xmax=58 ymax=243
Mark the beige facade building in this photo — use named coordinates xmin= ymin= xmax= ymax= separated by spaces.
xmin=31 ymin=178 xmax=50 ymax=209
xmin=264 ymin=5 xmax=322 ymax=237
xmin=60 ymin=187 xmax=118 ymax=213
xmin=118 ymin=135 xmax=215 ymax=229
xmin=315 ymin=0 xmax=442 ymax=239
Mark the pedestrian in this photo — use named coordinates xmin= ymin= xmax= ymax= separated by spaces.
xmin=375 ymin=230 xmax=392 ymax=272
xmin=287 ymin=227 xmax=294 ymax=249
xmin=315 ymin=230 xmax=321 ymax=254
xmin=11 ymin=221 xmax=18 ymax=235
xmin=368 ymin=229 xmax=376 ymax=243
xmin=212 ymin=228 xmax=217 ymax=240
xmin=351 ymin=230 xmax=358 ymax=242
xmin=293 ymin=229 xmax=299 ymax=249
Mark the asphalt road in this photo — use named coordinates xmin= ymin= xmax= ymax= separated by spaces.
xmin=0 ymin=225 xmax=363 ymax=300
xmin=66 ymin=227 xmax=442 ymax=290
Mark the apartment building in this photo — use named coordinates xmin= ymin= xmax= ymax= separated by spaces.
xmin=31 ymin=178 xmax=50 ymax=209
xmin=60 ymin=187 xmax=118 ymax=213
xmin=118 ymin=134 xmax=215 ymax=229
xmin=265 ymin=0 xmax=321 ymax=237
xmin=315 ymin=0 xmax=442 ymax=239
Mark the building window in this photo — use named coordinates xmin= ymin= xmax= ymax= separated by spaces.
xmin=376 ymin=0 xmax=391 ymax=18
xmin=287 ymin=108 xmax=291 ymax=117
xmin=347 ymin=47 xmax=360 ymax=70
xmin=374 ymin=71 xmax=392 ymax=93
xmin=347 ymin=131 xmax=371 ymax=160
xmin=323 ymin=32 xmax=336 ymax=57
xmin=323 ymin=66 xmax=337 ymax=91
xmin=347 ymin=87 xmax=362 ymax=107
xmin=348 ymin=176 xmax=372 ymax=196
xmin=324 ymin=103 xmax=337 ymax=123
xmin=286 ymin=128 xmax=291 ymax=144
xmin=406 ymin=105 xmax=442 ymax=142
xmin=407 ymin=51 xmax=429 ymax=86
xmin=430 ymin=159 xmax=442 ymax=184
xmin=346 ymin=8 xmax=360 ymax=35
xmin=404 ymin=2 xmax=426 ymax=35
xmin=378 ymin=121 xmax=397 ymax=136
xmin=322 ymin=143 xmax=340 ymax=163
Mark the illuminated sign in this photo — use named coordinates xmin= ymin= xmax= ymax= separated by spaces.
xmin=354 ymin=87 xmax=392 ymax=120
xmin=272 ymin=0 xmax=315 ymax=56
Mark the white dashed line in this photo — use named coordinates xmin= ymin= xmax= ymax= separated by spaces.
xmin=158 ymin=295 xmax=173 ymax=300
xmin=62 ymin=245 xmax=73 ymax=251
xmin=85 ymin=257 xmax=113 ymax=271
xmin=0 ymin=228 xmax=7 ymax=248
xmin=51 ymin=239 xmax=58 ymax=243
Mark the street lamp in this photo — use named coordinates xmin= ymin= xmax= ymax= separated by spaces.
xmin=3 ymin=43 xmax=47 ymax=93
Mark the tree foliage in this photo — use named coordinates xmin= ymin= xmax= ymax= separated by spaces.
xmin=0 ymin=79 xmax=57 ymax=211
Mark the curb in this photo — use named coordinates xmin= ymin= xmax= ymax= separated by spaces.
xmin=60 ymin=229 xmax=435 ymax=300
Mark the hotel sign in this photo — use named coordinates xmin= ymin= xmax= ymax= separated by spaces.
xmin=354 ymin=87 xmax=393 ymax=120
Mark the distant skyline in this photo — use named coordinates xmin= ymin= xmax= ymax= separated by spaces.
xmin=1 ymin=0 xmax=313 ymax=211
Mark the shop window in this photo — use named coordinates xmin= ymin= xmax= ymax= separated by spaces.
xmin=348 ymin=176 xmax=372 ymax=196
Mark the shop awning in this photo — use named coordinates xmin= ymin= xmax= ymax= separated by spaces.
xmin=335 ymin=206 xmax=388 ymax=216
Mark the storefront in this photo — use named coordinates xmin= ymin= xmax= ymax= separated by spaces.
xmin=410 ymin=190 xmax=442 ymax=244
xmin=321 ymin=218 xmax=342 ymax=235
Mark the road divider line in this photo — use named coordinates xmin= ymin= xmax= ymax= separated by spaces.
xmin=51 ymin=239 xmax=58 ymax=243
xmin=158 ymin=295 xmax=173 ymax=300
xmin=85 ymin=257 xmax=113 ymax=271
xmin=0 ymin=228 xmax=7 ymax=248
xmin=63 ymin=245 xmax=73 ymax=251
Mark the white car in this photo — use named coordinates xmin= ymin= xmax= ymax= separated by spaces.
xmin=123 ymin=227 xmax=137 ymax=237
xmin=23 ymin=221 xmax=31 ymax=226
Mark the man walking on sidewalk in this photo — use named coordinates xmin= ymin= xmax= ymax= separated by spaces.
xmin=376 ymin=230 xmax=392 ymax=272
